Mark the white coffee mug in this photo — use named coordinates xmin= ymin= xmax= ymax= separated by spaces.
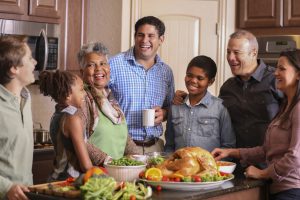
xmin=142 ymin=109 xmax=155 ymax=127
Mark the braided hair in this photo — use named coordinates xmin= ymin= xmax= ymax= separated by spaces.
xmin=39 ymin=70 xmax=78 ymax=104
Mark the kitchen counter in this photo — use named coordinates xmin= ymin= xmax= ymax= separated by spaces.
xmin=34 ymin=145 xmax=54 ymax=154
xmin=26 ymin=165 xmax=268 ymax=200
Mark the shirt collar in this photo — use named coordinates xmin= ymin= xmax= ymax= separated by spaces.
xmin=250 ymin=59 xmax=267 ymax=82
xmin=0 ymin=85 xmax=29 ymax=101
xmin=124 ymin=46 xmax=164 ymax=66
xmin=62 ymin=105 xmax=78 ymax=115
xmin=184 ymin=91 xmax=212 ymax=108
xmin=236 ymin=59 xmax=267 ymax=83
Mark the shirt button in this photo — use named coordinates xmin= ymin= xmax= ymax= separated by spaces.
xmin=188 ymin=128 xmax=191 ymax=131
xmin=191 ymin=111 xmax=193 ymax=114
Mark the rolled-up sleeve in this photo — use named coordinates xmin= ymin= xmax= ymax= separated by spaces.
xmin=239 ymin=146 xmax=266 ymax=165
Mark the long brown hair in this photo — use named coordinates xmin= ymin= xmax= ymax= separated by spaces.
xmin=275 ymin=49 xmax=300 ymax=127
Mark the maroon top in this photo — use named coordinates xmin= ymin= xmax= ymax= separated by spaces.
xmin=240 ymin=101 xmax=300 ymax=194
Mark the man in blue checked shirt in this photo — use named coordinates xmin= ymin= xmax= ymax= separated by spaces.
xmin=109 ymin=16 xmax=175 ymax=154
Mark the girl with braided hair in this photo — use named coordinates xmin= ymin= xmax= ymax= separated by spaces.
xmin=39 ymin=70 xmax=93 ymax=181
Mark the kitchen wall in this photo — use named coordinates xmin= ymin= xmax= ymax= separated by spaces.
xmin=28 ymin=84 xmax=55 ymax=130
xmin=86 ymin=0 xmax=122 ymax=56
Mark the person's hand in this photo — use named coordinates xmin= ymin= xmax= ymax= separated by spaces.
xmin=153 ymin=106 xmax=166 ymax=124
xmin=173 ymin=90 xmax=188 ymax=105
xmin=244 ymin=166 xmax=269 ymax=180
xmin=104 ymin=155 xmax=112 ymax=165
xmin=7 ymin=184 xmax=29 ymax=200
xmin=211 ymin=148 xmax=231 ymax=161
xmin=211 ymin=148 xmax=240 ymax=161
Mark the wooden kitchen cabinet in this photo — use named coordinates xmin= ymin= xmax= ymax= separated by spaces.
xmin=59 ymin=0 xmax=88 ymax=72
xmin=32 ymin=148 xmax=55 ymax=184
xmin=283 ymin=0 xmax=300 ymax=27
xmin=29 ymin=0 xmax=60 ymax=19
xmin=0 ymin=0 xmax=61 ymax=24
xmin=237 ymin=0 xmax=300 ymax=28
xmin=0 ymin=0 xmax=87 ymax=72
xmin=0 ymin=0 xmax=26 ymax=15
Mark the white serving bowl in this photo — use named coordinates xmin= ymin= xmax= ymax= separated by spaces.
xmin=217 ymin=161 xmax=236 ymax=174
xmin=104 ymin=163 xmax=146 ymax=182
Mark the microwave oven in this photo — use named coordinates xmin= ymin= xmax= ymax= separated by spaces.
xmin=0 ymin=19 xmax=60 ymax=78
xmin=27 ymin=31 xmax=59 ymax=71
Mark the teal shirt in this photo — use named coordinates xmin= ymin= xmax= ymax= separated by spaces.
xmin=0 ymin=85 xmax=33 ymax=197
xmin=89 ymin=109 xmax=127 ymax=159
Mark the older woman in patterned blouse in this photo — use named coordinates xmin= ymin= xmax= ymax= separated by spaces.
xmin=77 ymin=42 xmax=139 ymax=166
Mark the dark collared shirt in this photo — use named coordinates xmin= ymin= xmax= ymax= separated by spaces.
xmin=219 ymin=59 xmax=282 ymax=148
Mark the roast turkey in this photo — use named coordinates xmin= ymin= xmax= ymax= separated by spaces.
xmin=156 ymin=147 xmax=218 ymax=178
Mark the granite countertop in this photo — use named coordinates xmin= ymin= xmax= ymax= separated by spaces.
xmin=26 ymin=165 xmax=266 ymax=200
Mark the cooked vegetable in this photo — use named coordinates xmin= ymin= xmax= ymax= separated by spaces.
xmin=200 ymin=173 xmax=233 ymax=182
xmin=112 ymin=182 xmax=152 ymax=200
xmin=80 ymin=177 xmax=116 ymax=200
xmin=147 ymin=156 xmax=165 ymax=166
xmin=110 ymin=157 xmax=144 ymax=166
xmin=80 ymin=177 xmax=152 ymax=200
xmin=83 ymin=167 xmax=106 ymax=183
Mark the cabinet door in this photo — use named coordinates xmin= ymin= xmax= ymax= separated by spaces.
xmin=29 ymin=0 xmax=60 ymax=18
xmin=61 ymin=0 xmax=87 ymax=71
xmin=238 ymin=0 xmax=282 ymax=28
xmin=284 ymin=0 xmax=300 ymax=26
xmin=0 ymin=0 xmax=26 ymax=15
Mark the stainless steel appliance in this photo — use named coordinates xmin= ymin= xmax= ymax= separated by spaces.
xmin=0 ymin=19 xmax=60 ymax=79
xmin=257 ymin=35 xmax=300 ymax=67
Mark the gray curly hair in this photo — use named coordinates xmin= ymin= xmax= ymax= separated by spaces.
xmin=77 ymin=42 xmax=109 ymax=68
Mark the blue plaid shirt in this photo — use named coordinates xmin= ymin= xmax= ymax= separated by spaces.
xmin=109 ymin=47 xmax=175 ymax=141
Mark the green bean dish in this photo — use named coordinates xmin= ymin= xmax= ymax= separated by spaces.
xmin=109 ymin=157 xmax=145 ymax=166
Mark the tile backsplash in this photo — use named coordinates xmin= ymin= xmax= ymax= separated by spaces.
xmin=28 ymin=84 xmax=56 ymax=131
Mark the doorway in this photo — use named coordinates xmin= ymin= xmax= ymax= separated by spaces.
xmin=121 ymin=0 xmax=235 ymax=95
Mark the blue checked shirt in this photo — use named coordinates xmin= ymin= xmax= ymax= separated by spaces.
xmin=109 ymin=47 xmax=175 ymax=141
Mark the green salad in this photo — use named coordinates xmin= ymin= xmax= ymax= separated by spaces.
xmin=80 ymin=177 xmax=152 ymax=200
xmin=147 ymin=156 xmax=165 ymax=166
